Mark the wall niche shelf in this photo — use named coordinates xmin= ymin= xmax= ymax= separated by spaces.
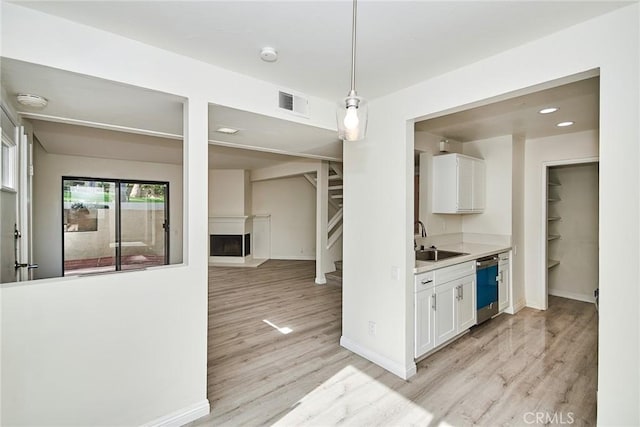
xmin=547 ymin=234 xmax=561 ymax=241
xmin=548 ymin=259 xmax=560 ymax=269
xmin=548 ymin=216 xmax=561 ymax=221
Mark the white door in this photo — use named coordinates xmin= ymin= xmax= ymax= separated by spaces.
xmin=457 ymin=157 xmax=474 ymax=211
xmin=0 ymin=107 xmax=35 ymax=284
xmin=434 ymin=281 xmax=457 ymax=346
xmin=415 ymin=287 xmax=435 ymax=357
xmin=456 ymin=275 xmax=477 ymax=331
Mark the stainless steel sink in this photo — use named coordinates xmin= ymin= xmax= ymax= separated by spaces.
xmin=415 ymin=248 xmax=468 ymax=262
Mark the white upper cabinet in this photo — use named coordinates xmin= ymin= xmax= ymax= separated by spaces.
xmin=432 ymin=153 xmax=485 ymax=214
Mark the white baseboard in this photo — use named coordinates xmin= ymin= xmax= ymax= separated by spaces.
xmin=143 ymin=399 xmax=210 ymax=427
xmin=549 ymin=288 xmax=596 ymax=303
xmin=340 ymin=336 xmax=416 ymax=380
xmin=506 ymin=298 xmax=526 ymax=314
xmin=272 ymin=255 xmax=316 ymax=261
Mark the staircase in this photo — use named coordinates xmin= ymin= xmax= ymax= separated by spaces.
xmin=304 ymin=161 xmax=343 ymax=283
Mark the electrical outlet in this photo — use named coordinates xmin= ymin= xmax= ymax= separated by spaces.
xmin=368 ymin=321 xmax=376 ymax=336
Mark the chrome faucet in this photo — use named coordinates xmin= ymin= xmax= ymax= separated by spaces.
xmin=414 ymin=221 xmax=427 ymax=250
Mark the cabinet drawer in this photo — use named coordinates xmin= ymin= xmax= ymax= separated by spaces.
xmin=414 ymin=271 xmax=435 ymax=292
xmin=433 ymin=261 xmax=475 ymax=284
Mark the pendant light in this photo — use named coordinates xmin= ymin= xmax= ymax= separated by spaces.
xmin=337 ymin=0 xmax=368 ymax=141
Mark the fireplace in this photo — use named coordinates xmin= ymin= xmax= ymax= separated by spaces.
xmin=208 ymin=216 xmax=255 ymax=265
xmin=210 ymin=234 xmax=250 ymax=257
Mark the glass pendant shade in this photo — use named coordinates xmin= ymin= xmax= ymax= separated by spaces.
xmin=337 ymin=95 xmax=368 ymax=141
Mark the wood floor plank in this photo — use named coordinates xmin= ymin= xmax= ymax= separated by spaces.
xmin=194 ymin=260 xmax=597 ymax=427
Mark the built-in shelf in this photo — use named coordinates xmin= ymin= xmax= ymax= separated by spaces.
xmin=547 ymin=172 xmax=562 ymax=271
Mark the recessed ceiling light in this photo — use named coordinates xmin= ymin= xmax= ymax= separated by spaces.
xmin=260 ymin=47 xmax=278 ymax=62
xmin=539 ymin=107 xmax=558 ymax=114
xmin=215 ymin=127 xmax=239 ymax=135
xmin=556 ymin=121 xmax=574 ymax=127
xmin=16 ymin=93 xmax=48 ymax=108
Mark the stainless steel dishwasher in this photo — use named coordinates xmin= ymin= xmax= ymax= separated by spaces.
xmin=476 ymin=255 xmax=499 ymax=324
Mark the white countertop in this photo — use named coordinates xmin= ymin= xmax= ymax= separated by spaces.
xmin=414 ymin=242 xmax=511 ymax=274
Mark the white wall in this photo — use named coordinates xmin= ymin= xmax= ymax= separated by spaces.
xmin=208 ymin=169 xmax=250 ymax=216
xmin=415 ymin=134 xmax=512 ymax=238
xmin=511 ymin=136 xmax=526 ymax=311
xmin=462 ymin=135 xmax=512 ymax=236
xmin=0 ymin=2 xmax=334 ymax=424
xmin=415 ymin=131 xmax=463 ymax=236
xmin=548 ymin=163 xmax=599 ymax=302
xmin=252 ymin=176 xmax=316 ymax=260
xmin=32 ymin=142 xmax=184 ymax=279
xmin=343 ymin=5 xmax=639 ymax=425
xmin=523 ymin=130 xmax=598 ymax=309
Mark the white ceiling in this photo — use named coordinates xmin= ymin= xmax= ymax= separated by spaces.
xmin=415 ymin=76 xmax=600 ymax=141
xmin=1 ymin=58 xmax=184 ymax=136
xmin=2 ymin=2 xmax=621 ymax=168
xmin=1 ymin=58 xmax=340 ymax=167
xmin=13 ymin=1 xmax=629 ymax=101
xmin=209 ymin=105 xmax=341 ymax=160
xmin=31 ymin=119 xmax=305 ymax=170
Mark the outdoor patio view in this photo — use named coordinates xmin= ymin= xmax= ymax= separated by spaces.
xmin=63 ymin=178 xmax=169 ymax=275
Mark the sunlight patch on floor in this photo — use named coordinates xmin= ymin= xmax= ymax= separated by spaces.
xmin=263 ymin=319 xmax=293 ymax=334
xmin=273 ymin=365 xmax=434 ymax=426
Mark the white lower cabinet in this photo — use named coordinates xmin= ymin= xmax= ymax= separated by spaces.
xmin=456 ymin=275 xmax=477 ymax=331
xmin=415 ymin=286 xmax=435 ymax=356
xmin=434 ymin=280 xmax=458 ymax=345
xmin=498 ymin=252 xmax=510 ymax=312
xmin=415 ymin=261 xmax=477 ymax=358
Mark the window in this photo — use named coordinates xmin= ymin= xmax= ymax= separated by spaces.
xmin=62 ymin=177 xmax=169 ymax=275
xmin=1 ymin=108 xmax=17 ymax=191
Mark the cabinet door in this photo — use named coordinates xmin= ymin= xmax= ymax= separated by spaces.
xmin=415 ymin=288 xmax=435 ymax=357
xmin=457 ymin=156 xmax=474 ymax=211
xmin=456 ymin=275 xmax=477 ymax=331
xmin=472 ymin=159 xmax=486 ymax=211
xmin=434 ymin=281 xmax=458 ymax=346
xmin=498 ymin=261 xmax=510 ymax=311
xmin=432 ymin=154 xmax=458 ymax=213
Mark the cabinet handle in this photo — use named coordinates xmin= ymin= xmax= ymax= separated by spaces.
xmin=455 ymin=285 xmax=460 ymax=300
xmin=421 ymin=279 xmax=433 ymax=285
xmin=432 ymin=294 xmax=437 ymax=310
xmin=461 ymin=285 xmax=464 ymax=300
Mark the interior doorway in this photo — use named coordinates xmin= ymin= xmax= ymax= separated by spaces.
xmin=543 ymin=159 xmax=599 ymax=308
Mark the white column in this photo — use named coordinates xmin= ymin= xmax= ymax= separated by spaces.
xmin=315 ymin=161 xmax=329 ymax=284
xmin=183 ymin=96 xmax=209 ymax=401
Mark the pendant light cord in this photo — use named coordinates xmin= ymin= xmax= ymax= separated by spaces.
xmin=350 ymin=0 xmax=357 ymax=94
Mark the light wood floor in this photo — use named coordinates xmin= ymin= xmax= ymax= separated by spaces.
xmin=194 ymin=260 xmax=597 ymax=427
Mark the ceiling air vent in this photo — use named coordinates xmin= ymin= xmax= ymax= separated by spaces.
xmin=278 ymin=90 xmax=309 ymax=117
